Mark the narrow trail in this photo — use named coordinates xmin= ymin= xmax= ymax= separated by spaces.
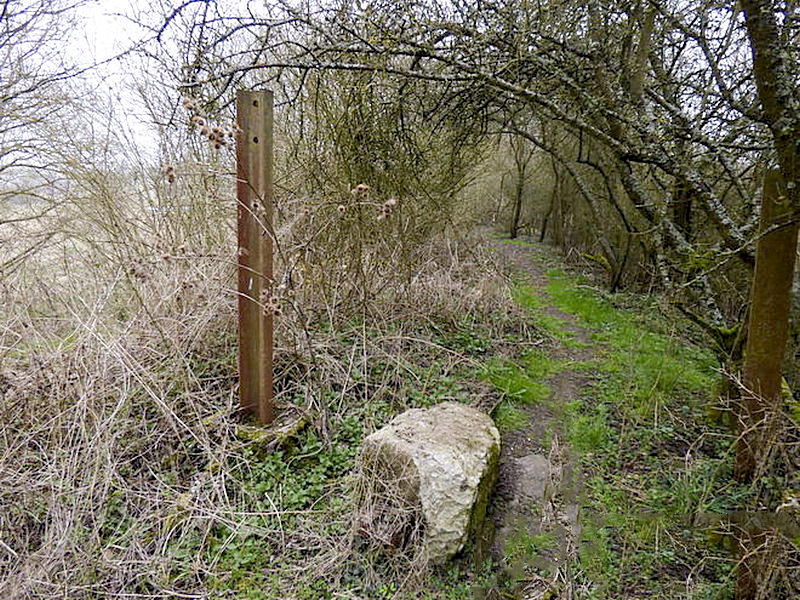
xmin=484 ymin=238 xmax=601 ymax=600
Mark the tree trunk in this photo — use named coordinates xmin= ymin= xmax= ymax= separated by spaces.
xmin=509 ymin=170 xmax=524 ymax=239
xmin=740 ymin=1 xmax=800 ymax=199
xmin=547 ymin=159 xmax=565 ymax=248
xmin=672 ymin=180 xmax=692 ymax=240
xmin=736 ymin=171 xmax=799 ymax=479
xmin=509 ymin=134 xmax=534 ymax=239
xmin=734 ymin=171 xmax=799 ymax=600
xmin=736 ymin=5 xmax=800 ymax=597
xmin=737 ymin=0 xmax=800 ymax=482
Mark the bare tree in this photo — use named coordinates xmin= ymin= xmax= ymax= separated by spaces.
xmin=732 ymin=3 xmax=800 ymax=597
xmin=505 ymin=132 xmax=535 ymax=239
xmin=0 ymin=0 xmax=90 ymax=274
xmin=736 ymin=0 xmax=800 ymax=483
xmin=146 ymin=1 xmax=765 ymax=299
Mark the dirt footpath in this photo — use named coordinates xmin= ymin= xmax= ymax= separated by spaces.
xmin=483 ymin=238 xmax=598 ymax=600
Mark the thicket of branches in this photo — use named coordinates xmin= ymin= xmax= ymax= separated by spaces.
xmin=0 ymin=2 xmax=520 ymax=597
xmin=138 ymin=2 xmax=777 ymax=313
xmin=2 ymin=0 xmax=800 ymax=598
xmin=142 ymin=0 xmax=800 ymax=402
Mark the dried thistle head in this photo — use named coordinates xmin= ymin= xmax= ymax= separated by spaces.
xmin=161 ymin=165 xmax=176 ymax=183
xmin=194 ymin=118 xmax=230 ymax=149
xmin=259 ymin=289 xmax=282 ymax=317
xmin=206 ymin=126 xmax=228 ymax=148
xmin=377 ymin=198 xmax=397 ymax=220
xmin=127 ymin=263 xmax=148 ymax=281
xmin=182 ymin=96 xmax=199 ymax=111
xmin=351 ymin=183 xmax=370 ymax=199
xmin=337 ymin=204 xmax=346 ymax=214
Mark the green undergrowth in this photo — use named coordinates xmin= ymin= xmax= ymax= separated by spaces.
xmin=156 ymin=238 xmax=752 ymax=598
xmin=490 ymin=251 xmax=744 ymax=599
xmin=511 ymin=284 xmax=572 ymax=340
xmin=156 ymin=302 xmax=540 ymax=599
xmin=550 ymin=274 xmax=742 ymax=599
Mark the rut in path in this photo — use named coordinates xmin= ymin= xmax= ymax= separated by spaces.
xmin=484 ymin=239 xmax=601 ymax=599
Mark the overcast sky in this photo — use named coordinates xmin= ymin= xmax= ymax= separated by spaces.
xmin=70 ymin=1 xmax=160 ymax=157
xmin=75 ymin=0 xmax=141 ymax=64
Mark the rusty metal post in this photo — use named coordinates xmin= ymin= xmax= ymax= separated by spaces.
xmin=236 ymin=90 xmax=274 ymax=424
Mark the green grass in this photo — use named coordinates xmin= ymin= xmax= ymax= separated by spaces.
xmin=478 ymin=353 xmax=556 ymax=406
xmin=523 ymin=348 xmax=564 ymax=379
xmin=504 ymin=530 xmax=557 ymax=562
xmin=566 ymin=401 xmax=611 ymax=454
xmin=544 ymin=269 xmax=717 ymax=422
xmin=174 ymin=417 xmax=364 ymax=597
xmin=489 ymin=267 xmax=740 ymax=599
xmin=478 ymin=347 xmax=563 ymax=434
xmin=493 ymin=401 xmax=530 ymax=432
xmin=161 ymin=246 xmax=742 ymax=600
xmin=157 ymin=304 xmax=538 ymax=599
xmin=511 ymin=284 xmax=573 ymax=339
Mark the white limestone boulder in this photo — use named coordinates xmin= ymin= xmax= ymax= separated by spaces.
xmin=354 ymin=402 xmax=500 ymax=562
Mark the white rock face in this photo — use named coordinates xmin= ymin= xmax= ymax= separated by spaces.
xmin=355 ymin=402 xmax=500 ymax=562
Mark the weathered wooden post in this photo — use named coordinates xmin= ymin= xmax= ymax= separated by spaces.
xmin=236 ymin=90 xmax=274 ymax=424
